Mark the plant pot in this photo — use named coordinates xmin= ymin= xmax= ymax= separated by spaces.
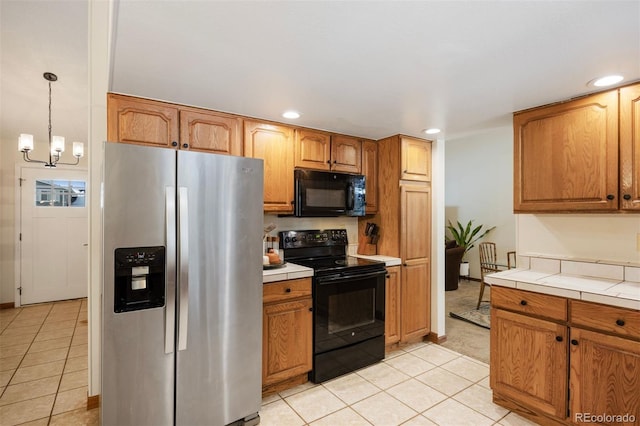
xmin=459 ymin=261 xmax=470 ymax=277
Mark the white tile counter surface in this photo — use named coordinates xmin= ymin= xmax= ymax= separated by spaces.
xmin=352 ymin=254 xmax=402 ymax=267
xmin=262 ymin=262 xmax=314 ymax=283
xmin=486 ymin=256 xmax=640 ymax=310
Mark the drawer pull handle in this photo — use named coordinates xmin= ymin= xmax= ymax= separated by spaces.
xmin=571 ymin=339 xmax=578 ymax=346
xmin=616 ymin=319 xmax=625 ymax=326
xmin=285 ymin=288 xmax=291 ymax=293
xmin=520 ymin=300 xmax=527 ymax=306
xmin=555 ymin=336 xmax=563 ymax=342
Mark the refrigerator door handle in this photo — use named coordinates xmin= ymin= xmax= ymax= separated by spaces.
xmin=165 ymin=187 xmax=176 ymax=354
xmin=177 ymin=186 xmax=189 ymax=351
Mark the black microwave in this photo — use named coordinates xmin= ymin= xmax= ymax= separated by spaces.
xmin=294 ymin=169 xmax=366 ymax=217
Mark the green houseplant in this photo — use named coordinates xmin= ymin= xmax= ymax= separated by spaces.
xmin=446 ymin=220 xmax=495 ymax=278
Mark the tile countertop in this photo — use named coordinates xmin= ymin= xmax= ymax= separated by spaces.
xmin=263 ymin=262 xmax=314 ymax=283
xmin=352 ymin=254 xmax=402 ymax=267
xmin=486 ymin=258 xmax=640 ymax=310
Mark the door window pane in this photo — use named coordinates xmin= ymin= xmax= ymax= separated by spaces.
xmin=35 ymin=180 xmax=86 ymax=207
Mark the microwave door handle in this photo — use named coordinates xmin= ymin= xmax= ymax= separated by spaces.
xmin=346 ymin=183 xmax=355 ymax=210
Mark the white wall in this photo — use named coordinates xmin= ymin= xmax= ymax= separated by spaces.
xmin=444 ymin=126 xmax=516 ymax=279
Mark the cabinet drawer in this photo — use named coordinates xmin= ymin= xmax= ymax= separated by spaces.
xmin=570 ymin=300 xmax=640 ymax=340
xmin=491 ymin=287 xmax=567 ymax=322
xmin=263 ymin=278 xmax=311 ymax=304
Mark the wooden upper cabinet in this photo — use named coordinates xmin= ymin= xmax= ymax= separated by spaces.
xmin=294 ymin=129 xmax=331 ymax=170
xmin=107 ymin=93 xmax=179 ymax=148
xmin=179 ymin=108 xmax=242 ymax=155
xmin=513 ymin=90 xmax=619 ymax=212
xmin=620 ymin=83 xmax=640 ymax=211
xmin=401 ymin=136 xmax=431 ymax=181
xmin=362 ymin=140 xmax=378 ymax=214
xmin=244 ymin=120 xmax=294 ymax=213
xmin=331 ymin=135 xmax=362 ymax=173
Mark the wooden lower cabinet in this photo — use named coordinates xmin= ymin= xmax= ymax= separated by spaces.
xmin=385 ymin=266 xmax=401 ymax=346
xmin=262 ymin=278 xmax=312 ymax=394
xmin=400 ymin=261 xmax=430 ymax=341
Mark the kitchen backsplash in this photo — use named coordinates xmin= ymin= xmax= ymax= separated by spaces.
xmin=263 ymin=214 xmax=359 ymax=251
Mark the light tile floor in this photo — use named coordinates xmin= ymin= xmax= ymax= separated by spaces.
xmin=0 ymin=298 xmax=99 ymax=425
xmin=260 ymin=342 xmax=539 ymax=426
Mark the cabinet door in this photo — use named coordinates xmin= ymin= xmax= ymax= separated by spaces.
xmin=385 ymin=266 xmax=401 ymax=345
xmin=179 ymin=108 xmax=242 ymax=155
xmin=331 ymin=135 xmax=362 ymax=173
xmin=513 ymin=90 xmax=619 ymax=212
xmin=294 ymin=129 xmax=331 ymax=170
xmin=262 ymin=297 xmax=313 ymax=386
xmin=401 ymin=137 xmax=431 ymax=181
xmin=401 ymin=184 xmax=431 ymax=262
xmin=569 ymin=328 xmax=640 ymax=425
xmin=400 ymin=261 xmax=430 ymax=341
xmin=107 ymin=93 xmax=179 ymax=148
xmin=620 ymin=83 xmax=640 ymax=211
xmin=490 ymin=309 xmax=567 ymax=419
xmin=244 ymin=121 xmax=294 ymax=212
xmin=362 ymin=140 xmax=378 ymax=214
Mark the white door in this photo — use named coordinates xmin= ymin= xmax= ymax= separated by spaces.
xmin=19 ymin=167 xmax=88 ymax=305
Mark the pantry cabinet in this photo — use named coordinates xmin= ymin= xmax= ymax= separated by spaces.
xmin=401 ymin=136 xmax=432 ymax=182
xmin=384 ymin=266 xmax=401 ymax=346
xmin=361 ymin=140 xmax=378 ymax=214
xmin=262 ymin=278 xmax=312 ymax=394
xmin=514 ymin=82 xmax=640 ymax=212
xmin=244 ymin=120 xmax=295 ymax=213
xmin=294 ymin=129 xmax=362 ymax=173
xmin=107 ymin=93 xmax=242 ymax=155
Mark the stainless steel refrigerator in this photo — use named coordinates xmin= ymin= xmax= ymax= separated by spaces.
xmin=101 ymin=142 xmax=263 ymax=426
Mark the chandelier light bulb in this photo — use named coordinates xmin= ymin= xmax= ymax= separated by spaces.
xmin=18 ymin=134 xmax=34 ymax=152
xmin=51 ymin=136 xmax=65 ymax=154
xmin=73 ymin=142 xmax=84 ymax=158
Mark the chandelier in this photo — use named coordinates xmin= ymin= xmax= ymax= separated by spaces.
xmin=18 ymin=72 xmax=84 ymax=167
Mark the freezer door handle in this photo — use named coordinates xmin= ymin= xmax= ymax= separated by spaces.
xmin=165 ymin=187 xmax=176 ymax=354
xmin=177 ymin=186 xmax=189 ymax=351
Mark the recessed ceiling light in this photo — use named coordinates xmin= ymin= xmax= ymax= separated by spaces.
xmin=589 ymin=75 xmax=624 ymax=87
xmin=424 ymin=128 xmax=441 ymax=135
xmin=282 ymin=111 xmax=301 ymax=119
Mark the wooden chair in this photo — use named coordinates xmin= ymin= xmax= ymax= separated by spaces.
xmin=477 ymin=242 xmax=516 ymax=309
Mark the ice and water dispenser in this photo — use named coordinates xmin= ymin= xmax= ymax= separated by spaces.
xmin=114 ymin=246 xmax=166 ymax=313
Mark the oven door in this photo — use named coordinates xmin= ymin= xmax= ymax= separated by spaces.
xmin=314 ymin=270 xmax=386 ymax=354
xmin=294 ymin=169 xmax=358 ymax=217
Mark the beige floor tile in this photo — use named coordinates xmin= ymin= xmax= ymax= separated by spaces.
xmin=59 ymin=369 xmax=87 ymax=391
xmin=323 ymin=372 xmax=380 ymax=405
xmin=0 ymin=394 xmax=55 ymax=425
xmin=453 ymin=384 xmax=510 ymax=421
xmin=41 ymin=319 xmax=76 ymax=331
xmin=50 ymin=406 xmax=99 ymax=426
xmin=52 ymin=386 xmax=87 ymax=415
xmin=309 ymin=407 xmax=372 ymax=426
xmin=423 ymin=398 xmax=494 ymax=426
xmin=0 ymin=376 xmax=60 ymax=406
xmin=411 ymin=344 xmax=460 ymax=366
xmin=28 ymin=336 xmax=72 ymax=354
xmin=71 ymin=332 xmax=87 ymax=346
xmin=0 ymin=343 xmax=29 ymax=359
xmin=496 ymin=411 xmax=540 ymax=426
xmin=352 ymin=392 xmax=417 ymax=426
xmin=21 ymin=347 xmax=69 ymax=368
xmin=45 ymin=312 xmax=78 ymax=323
xmin=441 ymin=356 xmax=490 ymax=382
xmin=400 ymin=414 xmax=437 ymax=425
xmin=73 ymin=325 xmax=88 ymax=336
xmin=278 ymin=381 xmax=317 ymax=398
xmin=6 ymin=316 xmax=45 ymax=328
xmin=261 ymin=393 xmax=281 ymax=406
xmin=259 ymin=399 xmax=305 ymax=426
xmin=0 ymin=369 xmax=14 ymax=387
xmin=356 ymin=362 xmax=410 ymax=390
xmin=11 ymin=360 xmax=64 ymax=385
xmin=15 ymin=417 xmax=50 ymax=426
xmin=285 ymin=385 xmax=347 ymax=423
xmin=64 ymin=356 xmax=87 ymax=373
xmin=68 ymin=344 xmax=87 ymax=358
xmin=33 ymin=328 xmax=74 ymax=342
xmin=0 ymin=333 xmax=36 ymax=347
xmin=383 ymin=352 xmax=437 ymax=377
xmin=387 ymin=378 xmax=448 ymax=413
xmin=0 ymin=355 xmax=23 ymax=372
xmin=415 ymin=367 xmax=473 ymax=396
xmin=399 ymin=341 xmax=431 ymax=353
xmin=1 ymin=324 xmax=41 ymax=336
xmin=477 ymin=376 xmax=491 ymax=389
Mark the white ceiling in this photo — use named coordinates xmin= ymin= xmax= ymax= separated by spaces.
xmin=2 ymin=1 xmax=639 ymax=149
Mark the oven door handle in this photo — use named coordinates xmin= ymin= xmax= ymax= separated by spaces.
xmin=316 ymin=270 xmax=386 ymax=284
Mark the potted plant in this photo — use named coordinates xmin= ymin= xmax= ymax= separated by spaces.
xmin=446 ymin=220 xmax=495 ymax=277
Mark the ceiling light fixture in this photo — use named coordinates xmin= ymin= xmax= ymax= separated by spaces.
xmin=282 ymin=111 xmax=301 ymax=119
xmin=589 ymin=75 xmax=624 ymax=87
xmin=424 ymin=128 xmax=441 ymax=135
xmin=18 ymin=72 xmax=84 ymax=168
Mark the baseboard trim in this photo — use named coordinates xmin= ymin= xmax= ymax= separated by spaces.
xmin=427 ymin=332 xmax=447 ymax=344
xmin=87 ymin=394 xmax=99 ymax=410
xmin=0 ymin=302 xmax=15 ymax=310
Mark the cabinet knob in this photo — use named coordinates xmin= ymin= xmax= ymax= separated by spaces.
xmin=403 ymin=170 xmax=408 ymax=174
xmin=285 ymin=288 xmax=291 ymax=293
xmin=571 ymin=339 xmax=578 ymax=346
xmin=555 ymin=336 xmax=563 ymax=342
xmin=623 ymin=194 xmax=632 ymax=200
xmin=386 ymin=274 xmax=390 ymax=278
xmin=182 ymin=143 xmax=189 ymax=149
xmin=309 ymin=307 xmax=313 ymax=312
xmin=327 ymin=160 xmax=331 ymax=164
xmin=171 ymin=141 xmax=178 ymax=147
xmin=520 ymin=300 xmax=527 ymax=306
xmin=333 ymin=160 xmax=337 ymax=164
xmin=616 ymin=319 xmax=625 ymax=326
xmin=403 ymin=263 xmax=408 ymax=267
xmin=606 ymin=194 xmax=615 ymax=200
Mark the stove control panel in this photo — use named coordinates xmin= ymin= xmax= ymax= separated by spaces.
xmin=279 ymin=229 xmax=348 ymax=249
